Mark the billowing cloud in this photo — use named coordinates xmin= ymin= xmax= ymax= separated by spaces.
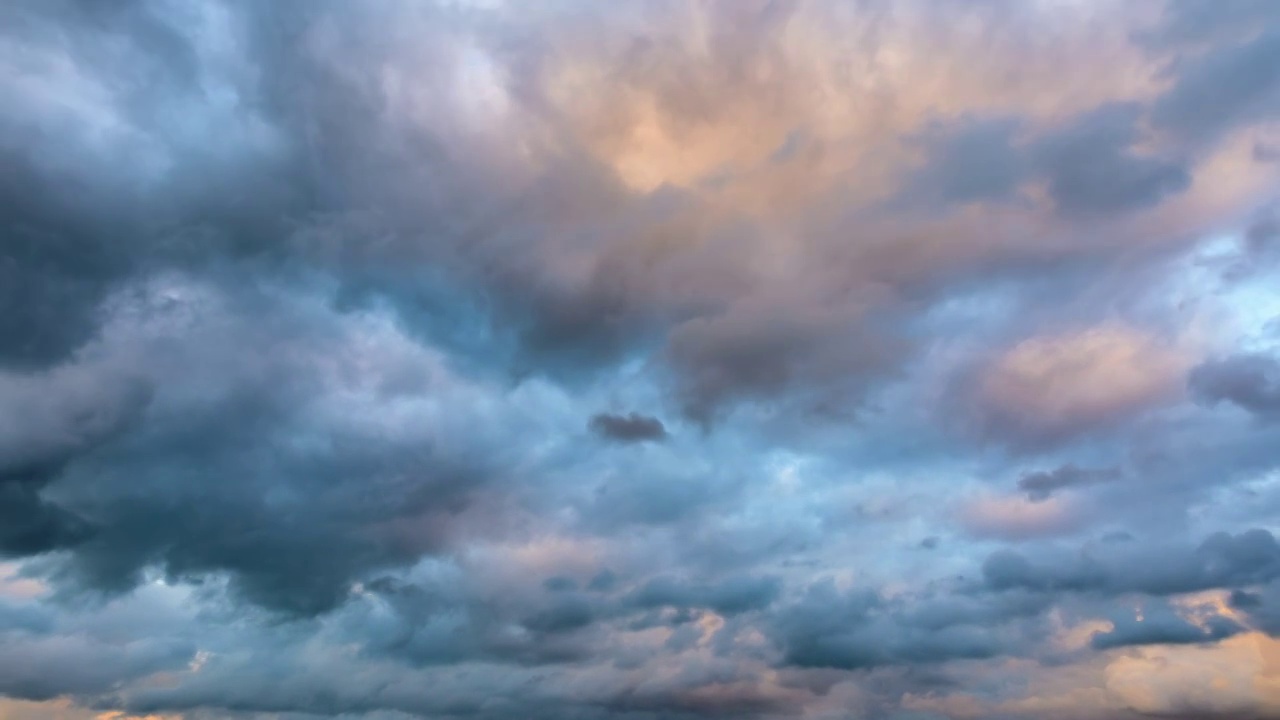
xmin=2 ymin=1 xmax=1280 ymax=718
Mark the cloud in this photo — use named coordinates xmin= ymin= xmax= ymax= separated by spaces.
xmin=1089 ymin=599 xmax=1244 ymax=650
xmin=1190 ymin=353 xmax=1280 ymax=419
xmin=965 ymin=324 xmax=1190 ymax=447
xmin=1152 ymin=30 xmax=1280 ymax=147
xmin=589 ymin=412 xmax=668 ymax=442
xmin=899 ymin=103 xmax=1191 ymax=217
xmin=766 ymin=580 xmax=1045 ymax=672
xmin=958 ymin=493 xmax=1086 ymax=540
xmin=981 ymin=529 xmax=1280 ymax=597
xmin=1 ymin=1 xmax=1280 ymax=718
xmin=624 ymin=574 xmax=782 ymax=617
xmin=1030 ymin=102 xmax=1191 ymax=216
xmin=0 ymin=276 xmax=527 ymax=616
xmin=1017 ymin=465 xmax=1121 ymax=501
xmin=1104 ymin=633 xmax=1280 ymax=716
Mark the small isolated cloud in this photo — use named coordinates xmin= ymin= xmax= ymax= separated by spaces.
xmin=1017 ymin=464 xmax=1120 ymax=501
xmin=588 ymin=412 xmax=668 ymax=442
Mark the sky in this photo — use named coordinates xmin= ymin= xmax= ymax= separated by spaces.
xmin=2 ymin=1 xmax=1280 ymax=718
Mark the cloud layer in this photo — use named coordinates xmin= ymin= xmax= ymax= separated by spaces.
xmin=2 ymin=0 xmax=1280 ymax=718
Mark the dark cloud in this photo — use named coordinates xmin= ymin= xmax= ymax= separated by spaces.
xmin=626 ymin=575 xmax=782 ymax=617
xmin=0 ymin=633 xmax=193 ymax=702
xmin=588 ymin=569 xmax=619 ymax=593
xmin=0 ymin=471 xmax=96 ymax=558
xmin=767 ymin=582 xmax=1019 ymax=671
xmin=666 ymin=306 xmax=905 ymax=423
xmin=1017 ymin=464 xmax=1120 ymax=501
xmin=1247 ymin=211 xmax=1280 ymax=250
xmin=1029 ymin=102 xmax=1191 ymax=216
xmin=1089 ymin=600 xmax=1244 ymax=650
xmin=346 ymin=576 xmax=594 ymax=668
xmin=897 ymin=116 xmax=1027 ymax=209
xmin=590 ymin=412 xmax=668 ymax=442
xmin=982 ymin=529 xmax=1280 ymax=597
xmin=1153 ymin=29 xmax=1280 ymax=146
xmin=0 ymin=363 xmax=153 ymax=556
xmin=0 ymin=150 xmax=147 ymax=368
xmin=1229 ymin=584 xmax=1280 ymax=635
xmin=897 ymin=103 xmax=1190 ymax=218
xmin=0 ymin=280 xmax=508 ymax=616
xmin=1189 ymin=353 xmax=1280 ymax=419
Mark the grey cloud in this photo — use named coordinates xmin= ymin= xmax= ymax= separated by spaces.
xmin=346 ymin=576 xmax=594 ymax=668
xmin=1089 ymin=600 xmax=1244 ymax=650
xmin=0 ymin=365 xmax=152 ymax=556
xmin=589 ymin=469 xmax=722 ymax=528
xmin=1029 ymin=102 xmax=1190 ymax=216
xmin=0 ymin=281 xmax=509 ymax=617
xmin=1221 ymin=208 xmax=1280 ymax=280
xmin=1017 ymin=464 xmax=1120 ymax=501
xmin=588 ymin=569 xmax=619 ymax=592
xmin=1144 ymin=0 xmax=1280 ymax=49
xmin=0 ymin=630 xmax=193 ymax=702
xmin=1153 ymin=30 xmax=1280 ymax=146
xmin=768 ymin=582 xmax=1019 ymax=671
xmin=1189 ymin=353 xmax=1280 ymax=419
xmin=1228 ymin=584 xmax=1280 ymax=635
xmin=522 ymin=595 xmax=596 ymax=634
xmin=1247 ymin=211 xmax=1280 ymax=251
xmin=0 ymin=151 xmax=149 ymax=368
xmin=667 ymin=304 xmax=905 ymax=423
xmin=0 ymin=600 xmax=54 ymax=636
xmin=981 ymin=529 xmax=1280 ymax=597
xmin=626 ymin=575 xmax=782 ymax=617
xmin=543 ymin=576 xmax=578 ymax=592
xmin=589 ymin=412 xmax=668 ymax=442
xmin=0 ymin=0 xmax=322 ymax=369
xmin=0 ymin=473 xmax=96 ymax=558
xmin=900 ymin=103 xmax=1190 ymax=218
xmin=898 ymin=116 xmax=1027 ymax=209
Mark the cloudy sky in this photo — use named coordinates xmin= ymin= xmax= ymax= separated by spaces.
xmin=3 ymin=1 xmax=1280 ymax=718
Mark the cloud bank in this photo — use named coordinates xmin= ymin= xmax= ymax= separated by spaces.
xmin=2 ymin=0 xmax=1280 ymax=718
